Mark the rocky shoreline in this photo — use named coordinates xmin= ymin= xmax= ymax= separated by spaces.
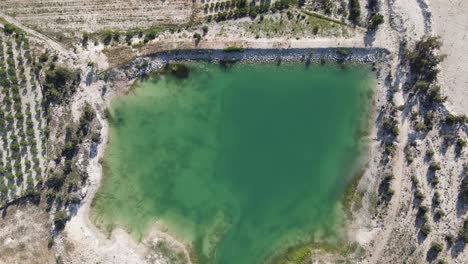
xmin=125 ymin=48 xmax=391 ymax=79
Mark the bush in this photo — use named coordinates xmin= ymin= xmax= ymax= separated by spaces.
xmin=53 ymin=211 xmax=67 ymax=230
xmin=193 ymin=32 xmax=201 ymax=40
xmin=4 ymin=23 xmax=19 ymax=35
xmin=415 ymin=189 xmax=425 ymax=200
xmin=426 ymin=149 xmax=435 ymax=157
xmin=144 ymin=30 xmax=158 ymax=43
xmin=435 ymin=209 xmax=445 ymax=220
xmin=82 ymin=32 xmax=89 ymax=46
xmin=429 ymin=162 xmax=441 ymax=171
xmin=39 ymin=53 xmax=49 ymax=63
xmin=43 ymin=66 xmax=79 ymax=103
xmin=445 ymin=114 xmax=467 ymax=125
xmin=421 ymin=223 xmax=432 ymax=236
xmin=407 ymin=37 xmax=444 ymax=82
xmin=46 ymin=173 xmax=65 ymax=189
xmin=102 ymin=30 xmax=113 ymax=45
xmin=223 ymin=46 xmax=244 ymax=53
xmin=430 ymin=242 xmax=444 ymax=252
xmin=461 ymin=219 xmax=468 ymax=243
xmin=349 ymin=0 xmax=361 ymax=24
xmin=369 ymin=13 xmax=384 ymax=30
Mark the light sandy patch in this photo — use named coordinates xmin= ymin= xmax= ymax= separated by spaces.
xmin=430 ymin=0 xmax=468 ymax=115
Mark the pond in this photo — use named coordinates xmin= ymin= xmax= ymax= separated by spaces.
xmin=92 ymin=62 xmax=373 ymax=263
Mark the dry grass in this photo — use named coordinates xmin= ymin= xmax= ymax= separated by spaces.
xmin=102 ymin=46 xmax=137 ymax=69
xmin=0 ymin=202 xmax=54 ymax=264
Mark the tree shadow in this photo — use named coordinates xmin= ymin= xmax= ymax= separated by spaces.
xmin=450 ymin=238 xmax=466 ymax=259
xmin=364 ymin=29 xmax=377 ymax=48
xmin=426 ymin=247 xmax=440 ymax=262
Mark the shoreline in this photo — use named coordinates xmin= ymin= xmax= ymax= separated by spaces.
xmin=84 ymin=57 xmax=383 ymax=263
xmin=123 ymin=47 xmax=390 ymax=79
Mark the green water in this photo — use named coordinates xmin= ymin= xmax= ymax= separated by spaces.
xmin=93 ymin=63 xmax=373 ymax=263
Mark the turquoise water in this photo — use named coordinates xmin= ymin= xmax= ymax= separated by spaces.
xmin=93 ymin=63 xmax=373 ymax=263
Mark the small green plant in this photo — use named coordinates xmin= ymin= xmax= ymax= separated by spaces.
xmin=421 ymin=223 xmax=432 ymax=236
xmin=53 ymin=211 xmax=68 ymax=230
xmin=461 ymin=219 xmax=468 ymax=243
xmin=193 ymin=32 xmax=201 ymax=41
xmin=369 ymin=13 xmax=384 ymax=30
xmin=446 ymin=114 xmax=468 ymax=125
xmin=430 ymin=241 xmax=444 ymax=253
xmin=411 ymin=175 xmax=420 ymax=186
xmin=426 ymin=149 xmax=435 ymax=157
xmin=415 ymin=189 xmax=425 ymax=200
xmin=457 ymin=138 xmax=467 ymax=148
xmin=429 ymin=162 xmax=441 ymax=171
xmin=223 ymin=46 xmax=244 ymax=52
xmin=418 ymin=205 xmax=428 ymax=214
xmin=435 ymin=209 xmax=445 ymax=220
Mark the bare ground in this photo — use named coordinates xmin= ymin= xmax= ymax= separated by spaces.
xmin=430 ymin=0 xmax=468 ymax=116
xmin=0 ymin=202 xmax=54 ymax=264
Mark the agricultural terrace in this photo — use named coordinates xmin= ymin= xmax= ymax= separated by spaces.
xmin=0 ymin=27 xmax=46 ymax=207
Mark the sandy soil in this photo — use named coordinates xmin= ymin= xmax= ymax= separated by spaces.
xmin=430 ymin=0 xmax=468 ymax=116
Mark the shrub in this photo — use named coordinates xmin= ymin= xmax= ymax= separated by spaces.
xmin=349 ymin=0 xmax=361 ymax=24
xmin=4 ymin=23 xmax=19 ymax=35
xmin=202 ymin=26 xmax=209 ymax=34
xmin=429 ymin=162 xmax=441 ymax=171
xmin=369 ymin=13 xmax=384 ymax=30
xmin=193 ymin=32 xmax=201 ymax=40
xmin=102 ymin=30 xmax=113 ymax=45
xmin=46 ymin=173 xmax=65 ymax=189
xmin=457 ymin=138 xmax=467 ymax=148
xmin=82 ymin=32 xmax=89 ymax=46
xmin=426 ymin=149 xmax=435 ymax=157
xmin=411 ymin=175 xmax=420 ymax=186
xmin=53 ymin=211 xmax=67 ymax=230
xmin=43 ymin=66 xmax=79 ymax=103
xmin=421 ymin=223 xmax=432 ymax=236
xmin=223 ymin=46 xmax=244 ymax=52
xmin=39 ymin=53 xmax=49 ymax=63
xmin=407 ymin=37 xmax=444 ymax=82
xmin=415 ymin=189 xmax=425 ymax=200
xmin=144 ymin=30 xmax=158 ymax=43
xmin=435 ymin=209 xmax=445 ymax=220
xmin=461 ymin=219 xmax=468 ymax=243
xmin=430 ymin=242 xmax=444 ymax=252
xmin=418 ymin=205 xmax=429 ymax=214
xmin=445 ymin=114 xmax=467 ymax=125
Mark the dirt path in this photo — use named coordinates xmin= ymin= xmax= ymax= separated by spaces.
xmin=0 ymin=12 xmax=73 ymax=59
xmin=369 ymin=104 xmax=410 ymax=264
